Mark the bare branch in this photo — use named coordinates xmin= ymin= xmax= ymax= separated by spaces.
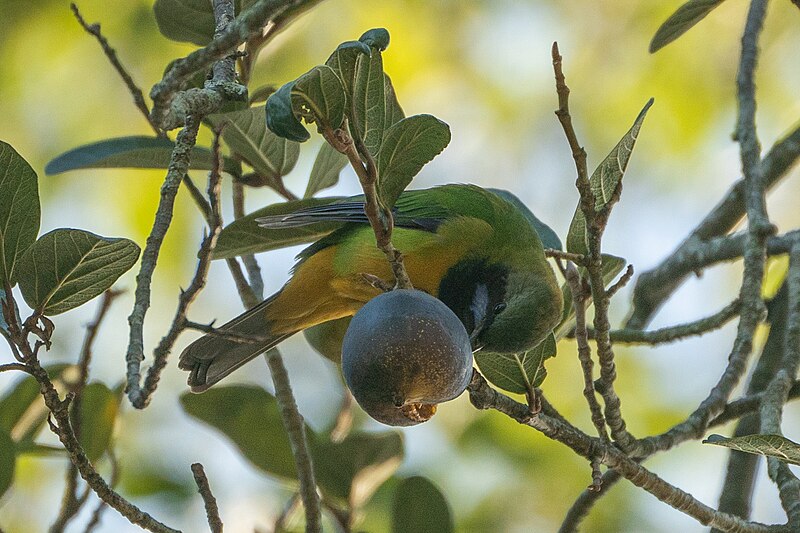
xmin=232 ymin=181 xmax=264 ymax=304
xmin=564 ymin=264 xmax=609 ymax=444
xmin=127 ymin=0 xmax=246 ymax=408
xmin=468 ymin=371 xmax=790 ymax=532
xmin=125 ymin=116 xmax=202 ymax=409
xmin=52 ymin=290 xmax=121 ymax=533
xmin=191 ymin=463 xmax=224 ymax=533
xmin=607 ymin=299 xmax=741 ymax=345
xmin=626 ymin=128 xmax=800 ymax=329
xmin=70 ymin=3 xmax=164 ymax=137
xmin=265 ymin=351 xmax=322 ymax=533
xmin=551 ymin=42 xmax=636 ymax=453
xmin=150 ymin=0 xmax=307 ymax=128
xmin=632 ymin=0 xmax=772 ymax=459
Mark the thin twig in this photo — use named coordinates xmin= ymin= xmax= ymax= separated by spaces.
xmin=150 ymin=0 xmax=306 ymax=128
xmin=0 ymin=362 xmax=30 ymax=374
xmin=564 ymin=265 xmax=609 ymax=444
xmin=759 ymin=240 xmax=800 ymax=527
xmin=606 ymin=299 xmax=741 ymax=345
xmin=126 ymin=116 xmax=202 ymax=409
xmin=714 ymin=284 xmax=787 ymax=530
xmin=83 ymin=448 xmax=121 ymax=533
xmin=605 ymin=264 xmax=634 ymax=299
xmin=232 ymin=181 xmax=264 ymax=303
xmin=559 ymin=469 xmax=623 ymax=533
xmin=70 ymin=3 xmax=164 ymax=137
xmin=23 ymin=356 xmax=179 ymax=533
xmin=52 ymin=290 xmax=121 ymax=533
xmin=134 ymin=130 xmax=227 ymax=409
xmin=632 ymin=0 xmax=772 ymax=459
xmin=191 ymin=463 xmax=224 ymax=533
xmin=552 ymin=42 xmax=635 ymax=453
xmin=626 ymin=128 xmax=800 ymax=329
xmin=544 ymin=248 xmax=586 ymax=265
xmin=127 ymin=0 xmax=246 ymax=408
xmin=332 ymin=128 xmax=413 ymax=289
xmin=265 ymin=352 xmax=322 ymax=533
xmin=467 ymin=371 xmax=790 ymax=532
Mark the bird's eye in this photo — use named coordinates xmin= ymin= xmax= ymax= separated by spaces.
xmin=493 ymin=303 xmax=507 ymax=315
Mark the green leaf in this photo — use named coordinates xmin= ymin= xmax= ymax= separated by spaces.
xmin=650 ymin=0 xmax=727 ymax=53
xmin=181 ymin=385 xmax=300 ymax=479
xmin=17 ymin=229 xmax=140 ymax=315
xmin=475 ymin=333 xmax=557 ymax=394
xmin=0 ymin=426 xmax=15 ymax=498
xmin=0 ymin=365 xmax=70 ymax=445
xmin=78 ymin=382 xmax=121 ymax=462
xmin=293 ymin=66 xmax=348 ymax=132
xmin=208 ymin=108 xmax=300 ymax=179
xmin=326 ymin=41 xmax=371 ymax=98
xmin=384 ymin=73 xmax=405 ymax=128
xmin=0 ymin=141 xmax=40 ymax=286
xmin=312 ymin=431 xmax=403 ymax=508
xmin=351 ymin=46 xmax=387 ymax=157
xmin=359 ymin=28 xmax=390 ymax=51
xmin=45 ymin=136 xmax=238 ymax=175
xmin=266 ymin=82 xmax=311 ymax=143
xmin=555 ymin=254 xmax=627 ymax=340
xmin=153 ymin=0 xmax=256 ymax=46
xmin=566 ymin=99 xmax=653 ymax=255
xmin=213 ymin=197 xmax=344 ymax=259
xmin=119 ymin=465 xmax=194 ymax=502
xmin=266 ymin=66 xmax=348 ymax=143
xmin=391 ymin=476 xmax=454 ymax=533
xmin=704 ymin=434 xmax=800 ymax=465
xmin=376 ymin=115 xmax=451 ymax=208
xmin=304 ymin=143 xmax=348 ymax=198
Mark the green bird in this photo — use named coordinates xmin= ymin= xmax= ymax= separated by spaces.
xmin=179 ymin=184 xmax=563 ymax=392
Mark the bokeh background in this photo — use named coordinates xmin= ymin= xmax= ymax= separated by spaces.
xmin=1 ymin=0 xmax=800 ymax=531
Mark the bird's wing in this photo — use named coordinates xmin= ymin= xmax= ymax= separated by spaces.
xmin=256 ymin=188 xmax=457 ymax=232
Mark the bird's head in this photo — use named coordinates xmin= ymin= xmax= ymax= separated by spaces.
xmin=437 ymin=261 xmax=563 ymax=355
xmin=471 ymin=269 xmax=562 ymax=353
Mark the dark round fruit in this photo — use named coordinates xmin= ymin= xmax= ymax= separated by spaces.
xmin=341 ymin=289 xmax=473 ymax=426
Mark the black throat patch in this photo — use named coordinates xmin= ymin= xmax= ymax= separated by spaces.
xmin=437 ymin=259 xmax=509 ymax=337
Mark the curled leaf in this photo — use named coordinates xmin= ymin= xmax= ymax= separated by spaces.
xmin=359 ymin=28 xmax=390 ymax=51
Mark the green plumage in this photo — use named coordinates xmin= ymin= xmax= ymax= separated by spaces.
xmin=180 ymin=184 xmax=563 ymax=391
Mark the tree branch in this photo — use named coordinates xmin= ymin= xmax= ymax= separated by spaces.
xmin=51 ymin=290 xmax=121 ymax=533
xmin=70 ymin=3 xmax=164 ymax=137
xmin=149 ymin=0 xmax=306 ymax=128
xmin=265 ymin=351 xmax=322 ymax=533
xmin=630 ymin=0 xmax=772 ymax=459
xmin=331 ymin=127 xmax=413 ymax=290
xmin=626 ymin=128 xmax=800 ymax=329
xmin=468 ymin=371 xmax=790 ymax=532
xmin=191 ymin=463 xmax=224 ymax=533
xmin=606 ymin=298 xmax=741 ymax=345
xmin=552 ymin=41 xmax=636 ymax=453
xmin=126 ymin=0 xmax=246 ymax=408
xmin=564 ymin=264 xmax=609 ymax=445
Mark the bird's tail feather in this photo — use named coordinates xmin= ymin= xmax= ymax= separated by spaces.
xmin=178 ymin=292 xmax=294 ymax=393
